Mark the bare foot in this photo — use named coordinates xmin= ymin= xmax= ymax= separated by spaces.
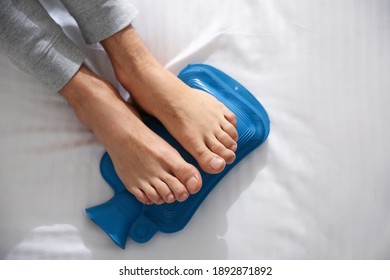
xmin=60 ymin=65 xmax=202 ymax=204
xmin=102 ymin=26 xmax=238 ymax=174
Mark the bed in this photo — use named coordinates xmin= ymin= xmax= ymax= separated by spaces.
xmin=1 ymin=0 xmax=389 ymax=259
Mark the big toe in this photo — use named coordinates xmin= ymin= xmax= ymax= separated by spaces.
xmin=209 ymin=156 xmax=226 ymax=172
xmin=194 ymin=144 xmax=227 ymax=174
xmin=174 ymin=163 xmax=203 ymax=194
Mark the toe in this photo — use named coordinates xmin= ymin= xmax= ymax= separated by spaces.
xmin=206 ymin=136 xmax=236 ymax=164
xmin=140 ymin=182 xmax=164 ymax=204
xmin=224 ymin=108 xmax=237 ymax=127
xmin=130 ymin=188 xmax=150 ymax=204
xmin=209 ymin=156 xmax=226 ymax=171
xmin=163 ymin=174 xmax=190 ymax=202
xmin=173 ymin=163 xmax=203 ymax=194
xmin=221 ymin=119 xmax=239 ymax=142
xmin=190 ymin=141 xmax=226 ymax=174
xmin=216 ymin=130 xmax=238 ymax=152
xmin=152 ymin=179 xmax=175 ymax=203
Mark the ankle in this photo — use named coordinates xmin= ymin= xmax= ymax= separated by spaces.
xmin=60 ymin=65 xmax=118 ymax=128
xmin=101 ymin=25 xmax=162 ymax=83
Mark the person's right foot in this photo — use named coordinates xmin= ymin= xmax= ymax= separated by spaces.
xmin=60 ymin=65 xmax=202 ymax=204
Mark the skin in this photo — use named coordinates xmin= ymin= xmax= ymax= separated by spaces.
xmin=60 ymin=25 xmax=238 ymax=205
xmin=101 ymin=25 xmax=239 ymax=173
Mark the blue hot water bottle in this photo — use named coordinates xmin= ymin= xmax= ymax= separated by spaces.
xmin=86 ymin=64 xmax=270 ymax=248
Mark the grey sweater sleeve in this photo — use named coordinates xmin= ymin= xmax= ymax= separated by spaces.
xmin=60 ymin=0 xmax=139 ymax=44
xmin=0 ymin=0 xmax=86 ymax=91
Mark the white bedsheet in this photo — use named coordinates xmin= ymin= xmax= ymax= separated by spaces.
xmin=1 ymin=0 xmax=390 ymax=259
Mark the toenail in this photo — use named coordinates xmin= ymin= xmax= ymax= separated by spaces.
xmin=179 ymin=192 xmax=189 ymax=201
xmin=167 ymin=194 xmax=175 ymax=202
xmin=230 ymin=143 xmax=238 ymax=152
xmin=210 ymin=157 xmax=225 ymax=170
xmin=186 ymin=175 xmax=199 ymax=193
